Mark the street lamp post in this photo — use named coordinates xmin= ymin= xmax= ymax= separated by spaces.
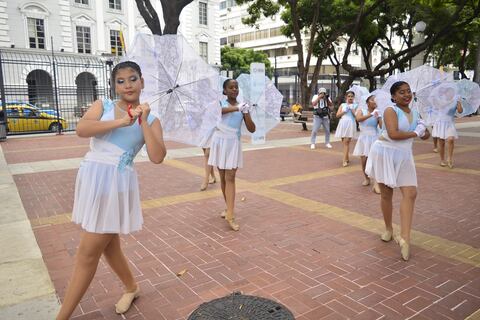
xmin=274 ymin=50 xmax=278 ymax=88
xmin=411 ymin=21 xmax=426 ymax=68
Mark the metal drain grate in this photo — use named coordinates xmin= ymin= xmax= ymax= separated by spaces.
xmin=188 ymin=292 xmax=295 ymax=320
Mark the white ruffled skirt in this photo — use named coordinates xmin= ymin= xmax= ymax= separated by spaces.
xmin=208 ymin=124 xmax=243 ymax=170
xmin=353 ymin=132 xmax=378 ymax=156
xmin=335 ymin=117 xmax=356 ymax=138
xmin=365 ymin=140 xmax=417 ymax=188
xmin=72 ymin=143 xmax=143 ymax=234
xmin=432 ymin=119 xmax=458 ymax=140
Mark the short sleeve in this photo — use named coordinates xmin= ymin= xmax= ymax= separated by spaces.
xmin=102 ymin=99 xmax=115 ymax=113
xmin=147 ymin=113 xmax=157 ymax=125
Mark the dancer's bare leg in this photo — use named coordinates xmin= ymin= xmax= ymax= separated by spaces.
xmin=224 ymin=169 xmax=239 ymax=230
xmin=360 ymin=156 xmax=369 ymax=183
xmin=433 ymin=137 xmax=438 ymax=151
xmin=379 ymin=183 xmax=393 ymax=233
xmin=201 ymin=148 xmax=212 ymax=190
xmin=447 ymin=137 xmax=455 ymax=164
xmin=56 ymin=232 xmax=114 ymax=320
xmin=103 ymin=235 xmax=137 ymax=292
xmin=398 ymin=186 xmax=417 ymax=243
xmin=439 ymin=138 xmax=446 ymax=164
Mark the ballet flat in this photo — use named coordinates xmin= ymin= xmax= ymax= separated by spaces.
xmin=447 ymin=160 xmax=454 ymax=169
xmin=440 ymin=161 xmax=447 ymax=167
xmin=226 ymin=218 xmax=240 ymax=231
xmin=395 ymin=236 xmax=410 ymax=261
xmin=115 ymin=287 xmax=140 ymax=314
xmin=380 ymin=230 xmax=393 ymax=242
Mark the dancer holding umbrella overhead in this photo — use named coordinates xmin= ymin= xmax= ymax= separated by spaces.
xmin=209 ymin=79 xmax=256 ymax=231
xmin=56 ymin=61 xmax=167 ymax=319
xmin=365 ymin=81 xmax=430 ymax=261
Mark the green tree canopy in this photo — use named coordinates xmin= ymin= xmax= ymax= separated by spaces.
xmin=221 ymin=46 xmax=273 ymax=78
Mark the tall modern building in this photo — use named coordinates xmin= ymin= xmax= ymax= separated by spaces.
xmin=0 ymin=0 xmax=220 ymax=132
xmin=218 ymin=1 xmax=389 ymax=104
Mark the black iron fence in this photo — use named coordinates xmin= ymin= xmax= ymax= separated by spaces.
xmin=0 ymin=48 xmax=118 ymax=135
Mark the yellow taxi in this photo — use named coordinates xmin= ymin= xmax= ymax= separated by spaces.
xmin=6 ymin=103 xmax=68 ymax=133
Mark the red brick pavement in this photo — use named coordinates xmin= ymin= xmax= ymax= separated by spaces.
xmin=4 ymin=122 xmax=480 ymax=320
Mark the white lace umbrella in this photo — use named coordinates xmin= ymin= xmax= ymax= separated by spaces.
xmin=368 ymin=89 xmax=393 ymax=115
xmin=415 ymin=79 xmax=480 ymax=124
xmin=125 ymin=33 xmax=221 ymax=146
xmin=382 ymin=65 xmax=452 ymax=93
xmin=456 ymin=79 xmax=480 ymax=117
xmin=235 ymin=73 xmax=283 ymax=136
xmin=348 ymin=85 xmax=370 ymax=108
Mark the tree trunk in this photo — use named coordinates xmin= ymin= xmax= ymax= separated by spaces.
xmin=135 ymin=0 xmax=162 ymax=35
xmin=474 ymin=35 xmax=480 ymax=84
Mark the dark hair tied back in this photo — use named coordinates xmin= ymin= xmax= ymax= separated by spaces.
xmin=390 ymin=81 xmax=409 ymax=96
xmin=111 ymin=61 xmax=142 ymax=83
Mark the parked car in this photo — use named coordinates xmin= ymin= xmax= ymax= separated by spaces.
xmin=5 ymin=103 xmax=68 ymax=133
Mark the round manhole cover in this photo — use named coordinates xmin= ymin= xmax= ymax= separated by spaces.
xmin=188 ymin=292 xmax=295 ymax=320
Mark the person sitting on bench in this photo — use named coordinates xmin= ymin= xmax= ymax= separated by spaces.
xmin=291 ymin=102 xmax=308 ymax=131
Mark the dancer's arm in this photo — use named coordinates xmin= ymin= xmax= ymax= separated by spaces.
xmin=456 ymin=101 xmax=463 ymax=114
xmin=336 ymin=104 xmax=347 ymax=118
xmin=76 ymin=100 xmax=139 ymax=138
xmin=355 ymin=109 xmax=372 ymax=122
xmin=383 ymin=108 xmax=417 ymax=140
xmin=137 ymin=104 xmax=167 ymax=164
xmin=243 ymin=112 xmax=256 ymax=133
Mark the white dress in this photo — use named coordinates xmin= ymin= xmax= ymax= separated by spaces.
xmin=335 ymin=103 xmax=357 ymax=138
xmin=432 ymin=105 xmax=458 ymax=139
xmin=208 ymin=100 xmax=245 ymax=170
xmin=353 ymin=109 xmax=379 ymax=156
xmin=365 ymin=106 xmax=419 ymax=188
xmin=72 ymin=99 xmax=155 ymax=234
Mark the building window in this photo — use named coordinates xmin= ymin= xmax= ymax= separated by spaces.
xmin=75 ymin=0 xmax=89 ymax=4
xmin=255 ymin=29 xmax=269 ymax=40
xmin=76 ymin=26 xmax=91 ymax=54
xmin=240 ymin=32 xmax=254 ymax=42
xmin=220 ymin=37 xmax=227 ymax=45
xmin=220 ymin=1 xmax=226 ymax=9
xmin=27 ymin=18 xmax=45 ymax=49
xmin=199 ymin=42 xmax=208 ymax=62
xmin=110 ymin=30 xmax=123 ymax=56
xmin=270 ymin=27 xmax=282 ymax=37
xmin=199 ymin=2 xmax=207 ymax=25
xmin=109 ymin=0 xmax=121 ymax=10
xmin=227 ymin=34 xmax=240 ymax=44
xmin=227 ymin=0 xmax=236 ymax=7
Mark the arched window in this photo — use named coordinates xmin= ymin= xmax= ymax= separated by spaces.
xmin=75 ymin=72 xmax=97 ymax=116
xmin=26 ymin=70 xmax=53 ymax=106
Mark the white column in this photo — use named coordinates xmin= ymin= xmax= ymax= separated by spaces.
xmin=127 ymin=0 xmax=135 ymax=45
xmin=95 ymin=0 xmax=105 ymax=51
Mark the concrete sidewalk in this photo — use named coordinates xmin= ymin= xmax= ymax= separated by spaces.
xmin=0 ymin=146 xmax=59 ymax=319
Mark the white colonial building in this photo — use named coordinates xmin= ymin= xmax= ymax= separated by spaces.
xmin=0 ymin=0 xmax=221 ymax=131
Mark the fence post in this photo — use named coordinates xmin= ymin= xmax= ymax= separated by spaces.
xmin=51 ymin=37 xmax=62 ymax=135
xmin=0 ymin=51 xmax=7 ymax=140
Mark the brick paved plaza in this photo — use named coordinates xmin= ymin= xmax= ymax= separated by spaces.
xmin=1 ymin=118 xmax=479 ymax=320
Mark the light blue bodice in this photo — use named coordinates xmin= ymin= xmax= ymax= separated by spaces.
xmin=220 ymin=99 xmax=243 ymax=138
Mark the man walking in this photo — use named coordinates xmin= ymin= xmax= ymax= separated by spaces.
xmin=310 ymin=87 xmax=333 ymax=149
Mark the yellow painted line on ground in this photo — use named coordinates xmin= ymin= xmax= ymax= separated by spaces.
xmin=290 ymin=145 xmax=345 ymax=157
xmin=253 ymin=187 xmax=480 ymax=267
xmin=416 ymin=163 xmax=480 ymax=175
xmin=465 ymin=308 xmax=480 ymax=320
xmin=4 ymin=145 xmax=88 ymax=154
xmin=260 ymin=165 xmax=360 ymax=188
xmin=163 ymin=159 xmax=205 ymax=176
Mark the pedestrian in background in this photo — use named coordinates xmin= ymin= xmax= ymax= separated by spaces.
xmin=310 ymin=87 xmax=333 ymax=149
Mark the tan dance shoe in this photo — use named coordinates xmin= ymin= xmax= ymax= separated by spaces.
xmin=447 ymin=160 xmax=454 ymax=169
xmin=380 ymin=230 xmax=393 ymax=242
xmin=115 ymin=286 xmax=140 ymax=314
xmin=226 ymin=218 xmax=239 ymax=231
xmin=440 ymin=161 xmax=447 ymax=167
xmin=395 ymin=236 xmax=410 ymax=261
xmin=362 ymin=179 xmax=370 ymax=186
xmin=372 ymin=183 xmax=381 ymax=194
xmin=220 ymin=210 xmax=226 ymax=219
